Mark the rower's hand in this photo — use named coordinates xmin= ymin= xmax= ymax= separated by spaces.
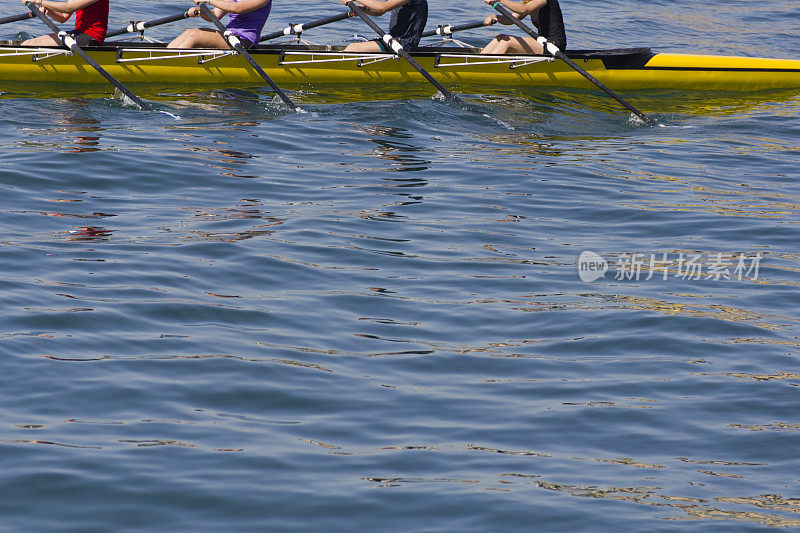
xmin=190 ymin=0 xmax=211 ymax=18
xmin=483 ymin=14 xmax=498 ymax=26
xmin=22 ymin=0 xmax=48 ymax=14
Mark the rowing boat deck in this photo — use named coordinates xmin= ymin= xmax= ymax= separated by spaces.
xmin=1 ymin=41 xmax=799 ymax=91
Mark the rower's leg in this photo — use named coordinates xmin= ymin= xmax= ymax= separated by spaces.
xmin=501 ymin=35 xmax=544 ymax=54
xmin=481 ymin=34 xmax=521 ymax=54
xmin=21 ymin=33 xmax=61 ymax=47
xmin=480 ymin=35 xmax=544 ymax=55
xmin=167 ymin=28 xmax=229 ymax=49
xmin=343 ymin=40 xmax=382 ymax=53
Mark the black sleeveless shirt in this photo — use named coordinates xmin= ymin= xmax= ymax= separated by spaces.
xmin=389 ymin=0 xmax=428 ymax=51
xmin=529 ymin=0 xmax=567 ymax=51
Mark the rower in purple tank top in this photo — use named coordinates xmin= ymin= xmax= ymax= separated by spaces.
xmin=226 ymin=0 xmax=272 ymax=45
xmin=167 ymin=0 xmax=272 ymax=49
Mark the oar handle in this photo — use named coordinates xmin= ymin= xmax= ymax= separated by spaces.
xmin=1 ymin=11 xmax=35 ymax=25
xmin=198 ymin=3 xmax=296 ymax=110
xmin=490 ymin=1 xmax=655 ymax=125
xmin=106 ymin=12 xmax=190 ymax=39
xmin=421 ymin=20 xmax=492 ymax=39
xmin=260 ymin=11 xmax=352 ymax=42
xmin=26 ymin=2 xmax=153 ymax=111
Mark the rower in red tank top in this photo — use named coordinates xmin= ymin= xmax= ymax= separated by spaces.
xmin=20 ymin=0 xmax=109 ymax=47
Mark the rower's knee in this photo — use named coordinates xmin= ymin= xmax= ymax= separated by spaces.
xmin=493 ymin=38 xmax=512 ymax=54
xmin=21 ymin=34 xmax=59 ymax=47
xmin=167 ymin=31 xmax=185 ymax=48
xmin=167 ymin=29 xmax=198 ymax=49
xmin=343 ymin=40 xmax=380 ymax=53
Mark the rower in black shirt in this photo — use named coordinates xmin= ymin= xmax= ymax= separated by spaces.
xmin=480 ymin=0 xmax=567 ymax=55
xmin=340 ymin=0 xmax=428 ymax=52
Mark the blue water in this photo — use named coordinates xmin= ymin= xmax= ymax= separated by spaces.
xmin=2 ymin=1 xmax=800 ymax=531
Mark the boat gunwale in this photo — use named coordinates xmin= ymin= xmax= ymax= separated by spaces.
xmin=0 ymin=40 xmax=657 ymax=70
xmin=3 ymin=40 xmax=800 ymax=72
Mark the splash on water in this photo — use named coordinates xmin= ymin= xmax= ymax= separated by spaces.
xmin=158 ymin=110 xmax=181 ymax=120
xmin=113 ymin=88 xmax=145 ymax=110
xmin=269 ymin=93 xmax=305 ymax=113
xmin=486 ymin=113 xmax=515 ymax=131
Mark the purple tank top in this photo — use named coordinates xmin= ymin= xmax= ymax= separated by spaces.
xmin=226 ymin=0 xmax=272 ymax=45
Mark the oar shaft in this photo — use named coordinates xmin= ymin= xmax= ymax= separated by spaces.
xmin=260 ymin=11 xmax=352 ymax=42
xmin=199 ymin=3 xmax=296 ymax=110
xmin=421 ymin=20 xmax=490 ymax=39
xmin=347 ymin=2 xmax=462 ymax=103
xmin=106 ymin=12 xmax=190 ymax=39
xmin=490 ymin=1 xmax=654 ymax=125
xmin=26 ymin=3 xmax=152 ymax=111
xmin=1 ymin=12 xmax=35 ymax=25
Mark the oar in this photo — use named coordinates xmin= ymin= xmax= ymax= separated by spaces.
xmin=198 ymin=2 xmax=296 ymax=110
xmin=26 ymin=2 xmax=153 ymax=111
xmin=346 ymin=2 xmax=463 ymax=104
xmin=259 ymin=11 xmax=353 ymax=42
xmin=106 ymin=12 xmax=191 ymax=39
xmin=421 ymin=19 xmax=494 ymax=39
xmin=488 ymin=1 xmax=655 ymax=125
xmin=1 ymin=12 xmax=35 ymax=25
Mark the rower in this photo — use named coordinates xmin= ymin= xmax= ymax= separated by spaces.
xmin=167 ymin=0 xmax=271 ymax=49
xmin=339 ymin=0 xmax=427 ymax=53
xmin=480 ymin=0 xmax=566 ymax=55
xmin=19 ymin=0 xmax=109 ymax=46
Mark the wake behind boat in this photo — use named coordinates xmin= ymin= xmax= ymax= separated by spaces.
xmin=1 ymin=39 xmax=799 ymax=92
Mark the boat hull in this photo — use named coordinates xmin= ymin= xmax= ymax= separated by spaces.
xmin=1 ymin=44 xmax=799 ymax=91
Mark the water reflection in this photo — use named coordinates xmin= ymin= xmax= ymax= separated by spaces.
xmin=180 ymin=144 xmax=261 ymax=179
xmin=164 ymin=87 xmax=287 ymax=122
xmin=349 ymin=125 xmax=433 ymax=173
xmin=528 ymin=479 xmax=800 ymax=527
xmin=183 ymin=198 xmax=287 ymax=242
xmin=631 ymin=184 xmax=800 ymax=219
xmin=65 ymin=226 xmax=113 ymax=242
xmin=729 ymin=422 xmax=800 ymax=432
xmin=309 ymin=435 xmax=800 ymax=527
xmin=31 ymin=98 xmax=107 ymax=153
xmin=68 ymin=135 xmax=102 ymax=154
xmin=582 ymin=293 xmax=798 ymax=331
xmin=357 ymin=453 xmax=800 ymax=526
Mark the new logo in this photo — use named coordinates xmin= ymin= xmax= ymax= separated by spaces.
xmin=577 ymin=251 xmax=608 ymax=282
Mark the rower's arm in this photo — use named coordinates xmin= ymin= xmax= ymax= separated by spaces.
xmin=486 ymin=0 xmax=547 ymax=17
xmin=195 ymin=0 xmax=270 ymax=15
xmin=341 ymin=0 xmax=409 ymax=17
xmin=189 ymin=3 xmax=226 ymax=21
xmin=25 ymin=0 xmax=100 ymax=17
xmin=485 ymin=13 xmax=522 ymax=26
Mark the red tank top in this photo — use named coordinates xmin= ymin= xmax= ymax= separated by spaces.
xmin=73 ymin=0 xmax=109 ymax=43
